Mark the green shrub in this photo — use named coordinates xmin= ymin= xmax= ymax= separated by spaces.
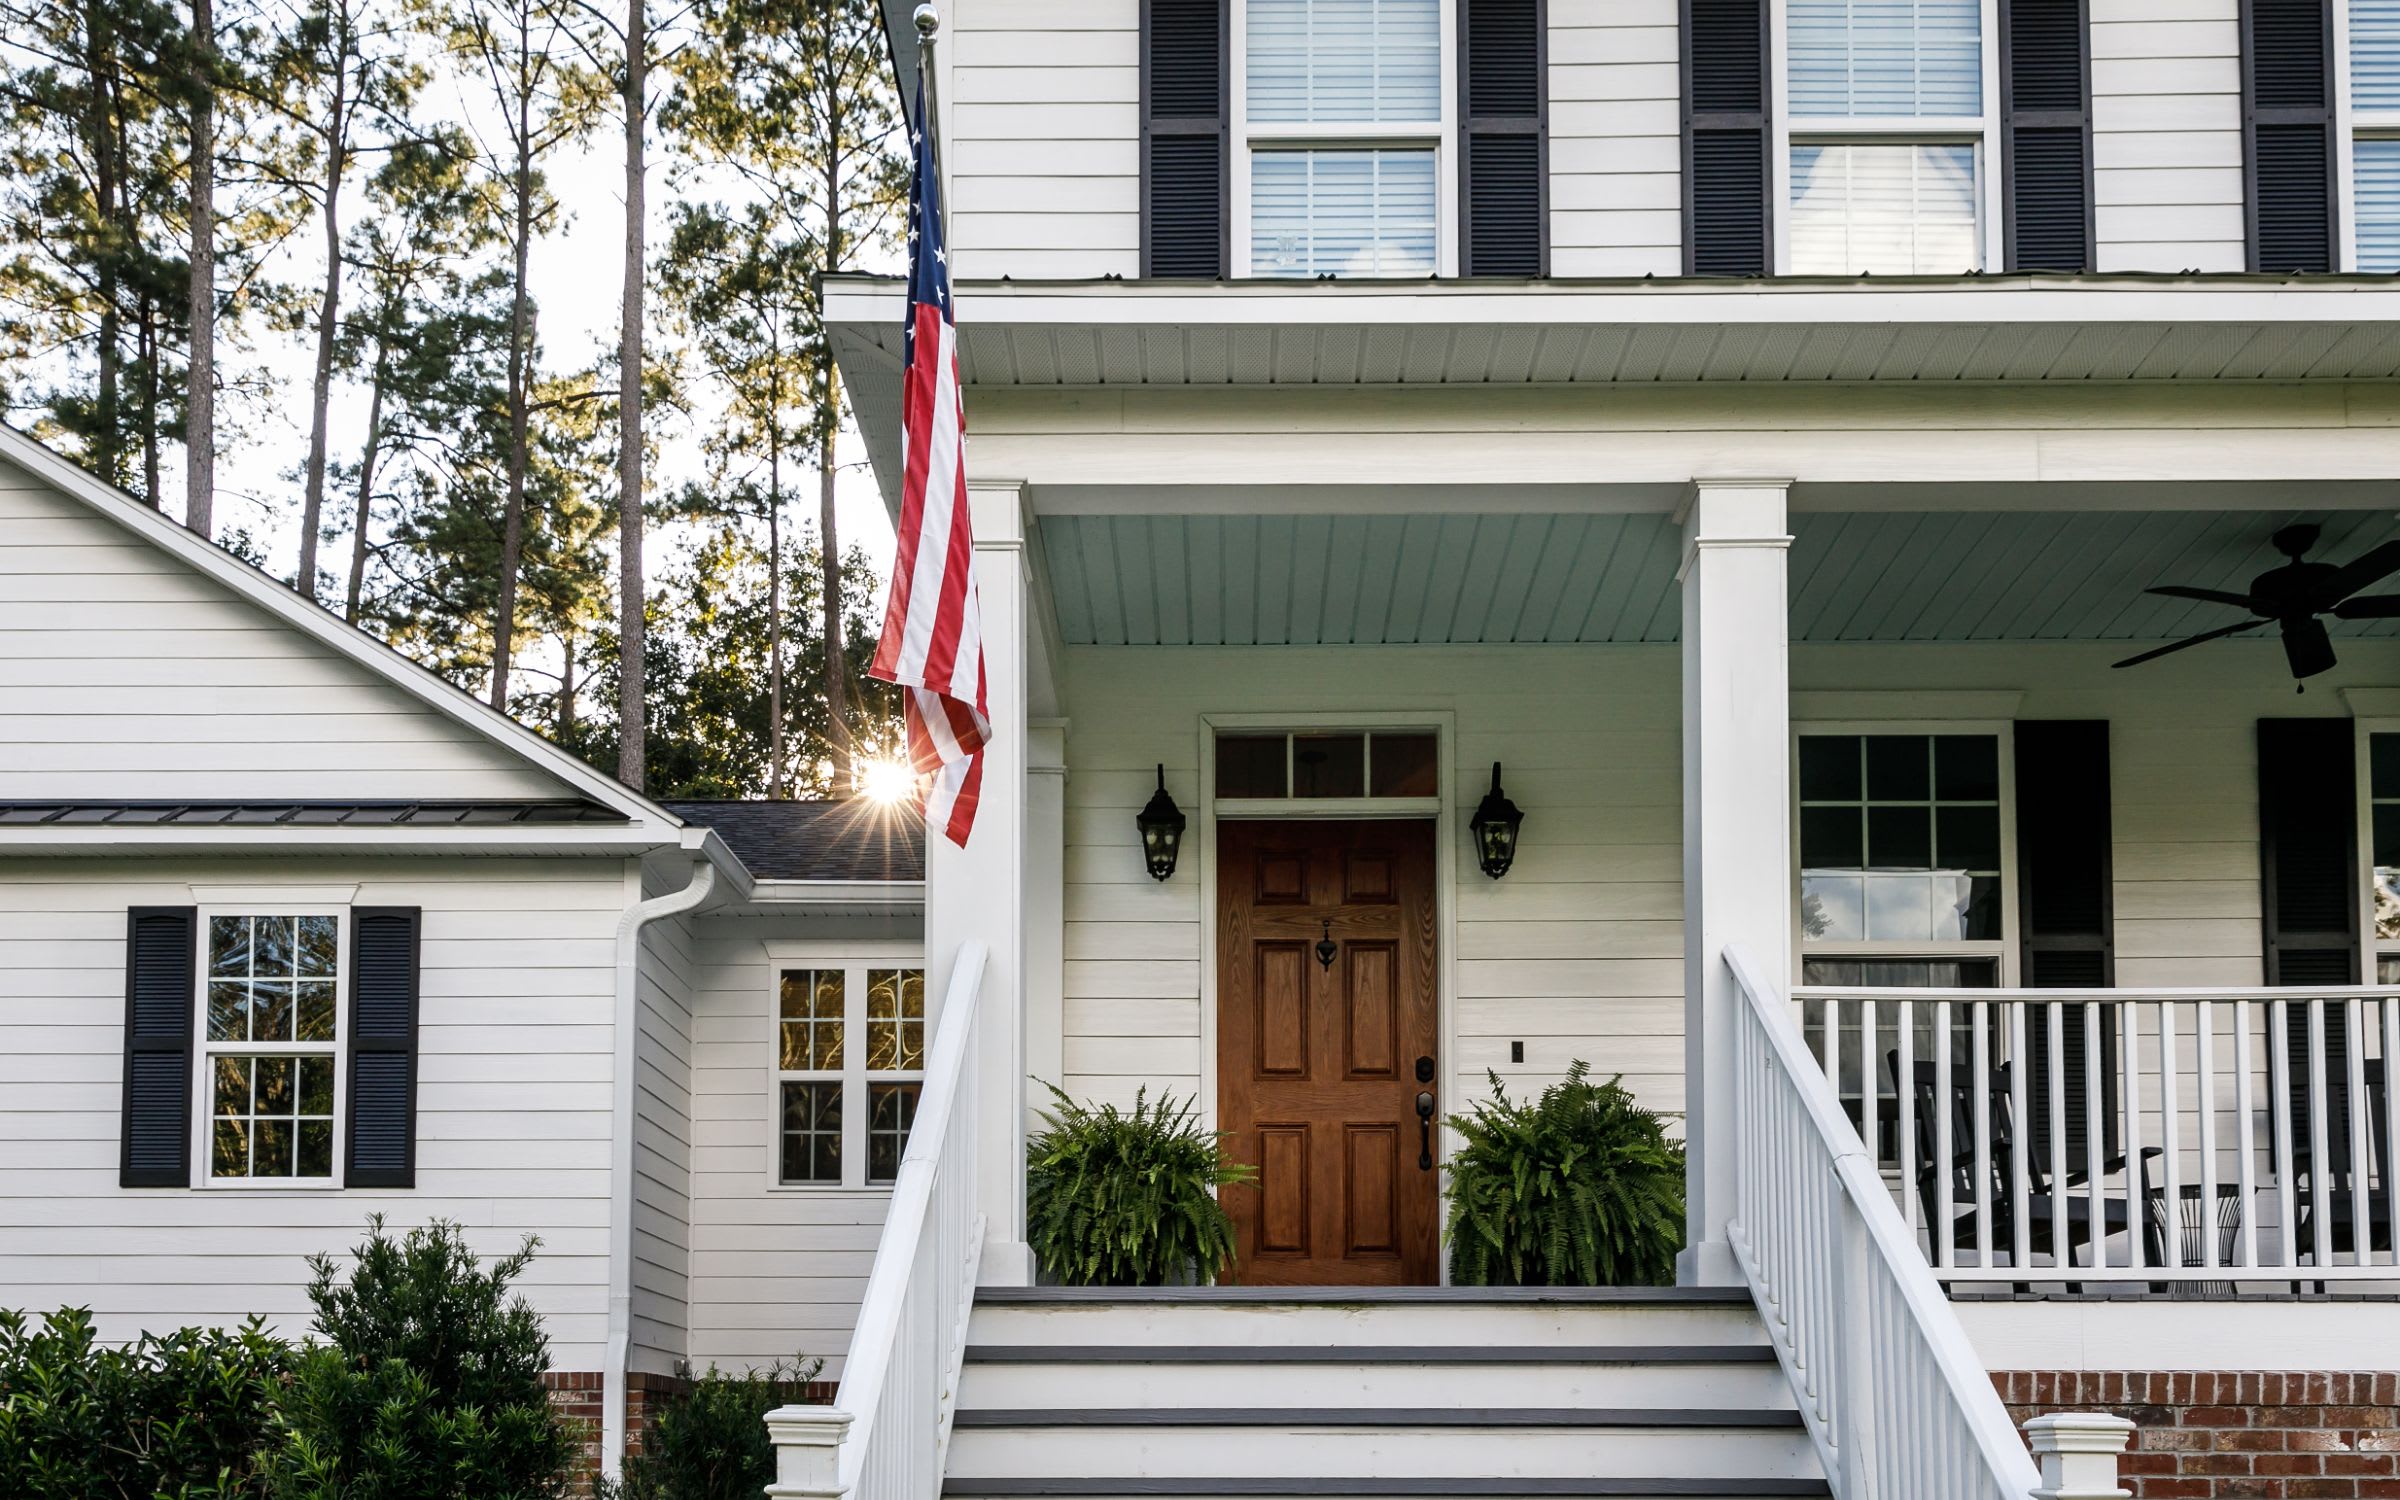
xmin=263 ymin=1216 xmax=579 ymax=1500
xmin=0 ymin=1305 xmax=289 ymax=1499
xmin=601 ymin=1358 xmax=823 ymax=1500
xmin=1444 ymin=1062 xmax=1686 ymax=1287
xmin=1027 ymin=1083 xmax=1255 ymax=1287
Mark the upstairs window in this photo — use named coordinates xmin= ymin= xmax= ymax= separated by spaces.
xmin=1784 ymin=0 xmax=1992 ymax=273
xmin=2352 ymin=0 xmax=2400 ymax=267
xmin=1238 ymin=0 xmax=1450 ymax=276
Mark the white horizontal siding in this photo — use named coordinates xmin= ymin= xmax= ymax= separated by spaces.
xmin=0 ymin=461 xmax=571 ymax=801
xmin=2090 ymin=0 xmax=2248 ymax=272
xmin=0 ymin=855 xmax=633 ymax=1364
xmin=1547 ymin=0 xmax=1683 ymax=275
xmin=631 ymin=870 xmax=697 ymax=1375
xmin=683 ymin=915 xmax=920 ymax=1376
xmin=948 ymin=0 xmax=1140 ymax=280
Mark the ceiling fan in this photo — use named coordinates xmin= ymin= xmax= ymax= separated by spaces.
xmin=2113 ymin=523 xmax=2400 ymax=681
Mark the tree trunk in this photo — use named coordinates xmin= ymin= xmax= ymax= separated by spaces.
xmin=488 ymin=70 xmax=536 ymax=711
xmin=138 ymin=297 xmax=161 ymax=502
xmin=298 ymin=64 xmax=350 ymax=600
xmin=184 ymin=0 xmax=216 ymax=540
xmin=615 ymin=0 xmax=647 ymax=788
xmin=817 ymin=60 xmax=851 ymax=784
xmin=768 ymin=436 xmax=785 ymax=798
xmin=344 ymin=356 xmax=387 ymax=624
xmin=558 ymin=632 xmax=576 ymax=740
xmin=89 ymin=0 xmax=123 ymax=491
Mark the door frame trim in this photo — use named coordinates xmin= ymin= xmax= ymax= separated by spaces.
xmin=1196 ymin=710 xmax=1460 ymax=1283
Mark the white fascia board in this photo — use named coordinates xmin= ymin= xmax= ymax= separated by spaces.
xmin=823 ymin=272 xmax=2400 ymax=332
xmin=744 ymin=878 xmax=925 ymax=909
xmin=0 ymin=423 xmax=686 ymax=834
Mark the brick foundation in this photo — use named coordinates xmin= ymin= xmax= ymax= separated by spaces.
xmin=1994 ymin=1372 xmax=2400 ymax=1498
xmin=543 ymin=1369 xmax=841 ymax=1490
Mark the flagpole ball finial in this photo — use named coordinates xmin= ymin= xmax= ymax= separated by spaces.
xmin=914 ymin=3 xmax=940 ymax=38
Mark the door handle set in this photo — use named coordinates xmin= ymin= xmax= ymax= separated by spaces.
xmin=1414 ymin=1055 xmax=1436 ymax=1170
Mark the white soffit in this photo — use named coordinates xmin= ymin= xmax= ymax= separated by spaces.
xmin=1038 ymin=509 xmax=2400 ymax=647
xmin=825 ymin=275 xmax=2400 ymax=512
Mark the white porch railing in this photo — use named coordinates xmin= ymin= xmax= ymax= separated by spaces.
xmin=1795 ymin=983 xmax=2400 ymax=1284
xmin=766 ymin=941 xmax=989 ymax=1500
xmin=1726 ymin=947 xmax=2044 ymax=1500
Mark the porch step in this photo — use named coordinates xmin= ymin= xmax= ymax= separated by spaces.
xmin=943 ymin=1293 xmax=1827 ymax=1500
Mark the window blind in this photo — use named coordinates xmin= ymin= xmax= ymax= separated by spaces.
xmin=1252 ymin=148 xmax=1438 ymax=274
xmin=2360 ymin=139 xmax=2400 ymax=269
xmin=1789 ymin=141 xmax=1980 ymax=272
xmin=2359 ymin=0 xmax=2400 ymax=106
xmin=1788 ymin=0 xmax=1983 ymax=117
xmin=1247 ymin=0 xmax=1441 ymax=123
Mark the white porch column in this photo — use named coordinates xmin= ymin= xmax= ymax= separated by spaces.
xmin=1025 ymin=720 xmax=1067 ymax=1136
xmin=1678 ymin=478 xmax=1793 ymax=1288
xmin=927 ymin=479 xmax=1034 ymax=1286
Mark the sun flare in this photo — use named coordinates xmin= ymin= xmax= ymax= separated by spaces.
xmin=858 ymin=757 xmax=918 ymax=806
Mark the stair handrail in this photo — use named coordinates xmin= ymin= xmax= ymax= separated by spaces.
xmin=1724 ymin=945 xmax=2041 ymax=1500
xmin=766 ymin=940 xmax=989 ymax=1500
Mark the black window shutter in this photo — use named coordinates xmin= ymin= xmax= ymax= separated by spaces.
xmin=2243 ymin=0 xmax=2338 ymax=272
xmin=1143 ymin=0 xmax=1227 ymax=278
xmin=121 ymin=907 xmax=197 ymax=1187
xmin=1461 ymin=0 xmax=1545 ymax=276
xmin=2015 ymin=721 xmax=2119 ymax=1162
xmin=346 ymin=907 xmax=422 ymax=1188
xmin=1683 ymin=0 xmax=1771 ymax=275
xmin=2258 ymin=719 xmax=2360 ymax=1191
xmin=2001 ymin=0 xmax=2093 ymax=271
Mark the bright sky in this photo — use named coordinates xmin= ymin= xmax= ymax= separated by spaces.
xmin=212 ymin=92 xmax=900 ymax=590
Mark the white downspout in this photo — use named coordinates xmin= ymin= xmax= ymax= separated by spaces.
xmin=604 ymin=850 xmax=718 ymax=1477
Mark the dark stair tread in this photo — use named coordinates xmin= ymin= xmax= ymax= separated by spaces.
xmin=973 ymin=1287 xmax=1756 ymax=1308
xmin=942 ymin=1480 xmax=1830 ymax=1498
xmin=952 ymin=1407 xmax=1805 ymax=1429
xmin=965 ymin=1345 xmax=1778 ymax=1366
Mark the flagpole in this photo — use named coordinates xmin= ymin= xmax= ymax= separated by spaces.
xmin=914 ymin=4 xmax=944 ymax=197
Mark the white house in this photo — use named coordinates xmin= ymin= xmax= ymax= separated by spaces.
xmin=13 ymin=0 xmax=2400 ymax=1493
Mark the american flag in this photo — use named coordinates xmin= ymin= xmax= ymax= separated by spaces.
xmin=869 ymin=84 xmax=987 ymax=847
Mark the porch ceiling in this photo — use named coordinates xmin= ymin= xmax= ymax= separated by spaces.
xmin=1038 ymin=508 xmax=2400 ymax=646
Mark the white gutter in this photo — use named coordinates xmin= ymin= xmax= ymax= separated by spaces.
xmin=602 ymin=835 xmax=725 ymax=1477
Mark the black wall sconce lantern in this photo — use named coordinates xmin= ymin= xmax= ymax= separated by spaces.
xmin=1136 ymin=765 xmax=1186 ymax=881
xmin=1470 ymin=762 xmax=1523 ymax=879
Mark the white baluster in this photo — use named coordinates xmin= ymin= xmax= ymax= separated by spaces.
xmin=2234 ymin=999 xmax=2257 ymax=1268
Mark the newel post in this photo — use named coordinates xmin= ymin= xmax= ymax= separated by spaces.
xmin=2023 ymin=1412 xmax=2135 ymax=1500
xmin=763 ymin=1405 xmax=851 ymax=1500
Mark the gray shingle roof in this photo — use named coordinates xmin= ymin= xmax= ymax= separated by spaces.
xmin=665 ymin=799 xmax=925 ymax=882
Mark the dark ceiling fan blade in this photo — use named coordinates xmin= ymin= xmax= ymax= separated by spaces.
xmin=2147 ymin=584 xmax=2266 ymax=611
xmin=2315 ymin=538 xmax=2400 ymax=605
xmin=2111 ymin=618 xmax=2266 ymax=669
xmin=2334 ymin=593 xmax=2400 ymax=619
xmin=2282 ymin=615 xmax=2339 ymax=679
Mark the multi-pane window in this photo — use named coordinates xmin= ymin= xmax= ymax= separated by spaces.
xmin=1797 ymin=733 xmax=2006 ymax=965
xmin=2351 ymin=0 xmax=2400 ymax=268
xmin=1215 ymin=728 xmax=1441 ymax=799
xmin=774 ymin=960 xmax=927 ymax=1188
xmin=1241 ymin=0 xmax=1447 ymax=276
xmin=1785 ymin=0 xmax=1990 ymax=273
xmin=203 ymin=914 xmax=340 ymax=1180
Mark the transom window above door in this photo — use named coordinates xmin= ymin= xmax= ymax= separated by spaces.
xmin=1215 ymin=729 xmax=1440 ymax=799
xmin=1240 ymin=0 xmax=1447 ymax=277
xmin=1797 ymin=732 xmax=2005 ymax=964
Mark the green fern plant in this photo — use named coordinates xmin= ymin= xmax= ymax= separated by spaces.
xmin=1026 ymin=1083 xmax=1257 ymax=1287
xmin=1444 ymin=1062 xmax=1685 ymax=1287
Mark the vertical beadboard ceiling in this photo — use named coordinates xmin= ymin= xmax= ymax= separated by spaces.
xmin=1037 ymin=509 xmax=2400 ymax=646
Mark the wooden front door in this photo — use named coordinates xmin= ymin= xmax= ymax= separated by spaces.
xmin=1216 ymin=819 xmax=1440 ymax=1285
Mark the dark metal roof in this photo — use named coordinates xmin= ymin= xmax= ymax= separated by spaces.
xmin=0 ymin=800 xmax=627 ymax=826
xmin=665 ymin=799 xmax=925 ymax=883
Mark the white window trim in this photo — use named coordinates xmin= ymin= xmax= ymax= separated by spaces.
xmin=1789 ymin=719 xmax=2021 ymax=988
xmin=1228 ymin=0 xmax=1461 ymax=278
xmin=763 ymin=942 xmax=928 ymax=1193
xmin=2354 ymin=719 xmax=2400 ymax=977
xmin=190 ymin=906 xmax=349 ymax=1191
xmin=1769 ymin=0 xmax=2005 ymax=274
xmin=2338 ymin=0 xmax=2400 ymax=269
